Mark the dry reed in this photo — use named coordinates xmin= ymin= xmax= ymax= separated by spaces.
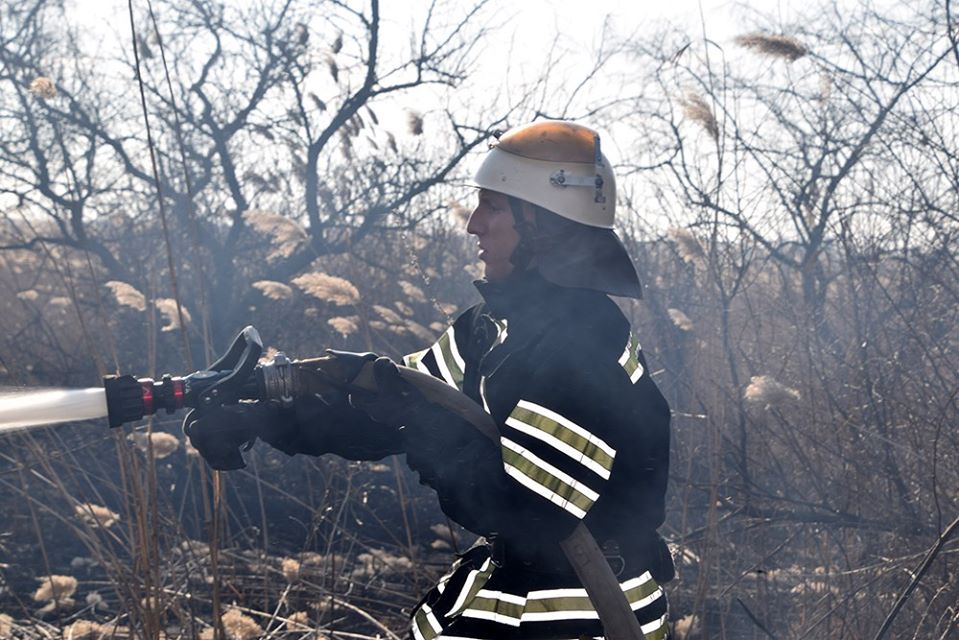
xmin=128 ymin=431 xmax=180 ymax=459
xmin=744 ymin=375 xmax=800 ymax=408
xmin=398 ymin=280 xmax=426 ymax=303
xmin=327 ymin=316 xmax=359 ymax=336
xmin=33 ymin=575 xmax=78 ymax=602
xmin=74 ymin=503 xmax=120 ymax=529
xmin=29 ymin=77 xmax=56 ymax=99
xmin=668 ymin=227 xmax=707 ymax=265
xmin=63 ymin=620 xmax=108 ymax=639
xmin=734 ymin=33 xmax=808 ymax=61
xmin=668 ymin=308 xmax=694 ymax=332
xmin=243 ymin=210 xmax=308 ymax=260
xmin=407 ymin=111 xmax=424 ymax=136
xmin=374 ymin=304 xmax=404 ymax=325
xmin=680 ymin=93 xmax=719 ymax=141
xmin=221 ymin=608 xmax=264 ymax=640
xmin=154 ymin=298 xmax=192 ymax=332
xmin=104 ymin=281 xmax=146 ymax=311
xmin=252 ymin=280 xmax=293 ymax=301
xmin=281 ymin=557 xmax=301 ymax=582
xmin=293 ymin=272 xmax=360 ymax=305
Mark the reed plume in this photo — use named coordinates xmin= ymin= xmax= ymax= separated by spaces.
xmin=734 ymin=33 xmax=808 ymax=61
xmin=293 ymin=273 xmax=360 ymax=306
xmin=33 ymin=575 xmax=77 ymax=602
xmin=327 ymin=316 xmax=359 ymax=336
xmin=104 ymin=281 xmax=146 ymax=312
xmin=668 ymin=308 xmax=694 ymax=332
xmin=155 ymin=298 xmax=192 ymax=332
xmin=29 ymin=77 xmax=56 ymax=99
xmin=744 ymin=375 xmax=800 ymax=409
xmin=243 ymin=210 xmax=308 ymax=261
xmin=74 ymin=503 xmax=120 ymax=529
xmin=680 ymin=93 xmax=719 ymax=141
xmin=252 ymin=280 xmax=293 ymax=301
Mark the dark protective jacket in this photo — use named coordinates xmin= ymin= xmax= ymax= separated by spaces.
xmin=398 ymin=272 xmax=673 ymax=640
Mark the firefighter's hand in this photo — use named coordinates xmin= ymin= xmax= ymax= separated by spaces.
xmin=183 ymin=402 xmax=278 ymax=470
xmin=349 ymin=356 xmax=424 ymax=425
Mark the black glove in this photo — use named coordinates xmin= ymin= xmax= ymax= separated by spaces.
xmin=185 ymin=389 xmax=406 ymax=470
xmin=183 ymin=402 xmax=280 ymax=470
xmin=348 ymin=356 xmax=426 ymax=425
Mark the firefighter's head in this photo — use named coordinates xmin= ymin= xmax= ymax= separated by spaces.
xmin=469 ymin=120 xmax=643 ymax=298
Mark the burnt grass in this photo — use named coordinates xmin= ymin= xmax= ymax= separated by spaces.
xmin=0 ymin=415 xmax=467 ymax=636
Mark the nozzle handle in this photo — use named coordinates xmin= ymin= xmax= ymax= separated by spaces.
xmin=208 ymin=326 xmax=262 ymax=373
xmin=196 ymin=326 xmax=263 ymax=409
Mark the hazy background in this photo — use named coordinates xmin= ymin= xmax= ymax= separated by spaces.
xmin=0 ymin=0 xmax=956 ymax=638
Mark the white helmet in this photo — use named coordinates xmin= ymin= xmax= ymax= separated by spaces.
xmin=471 ymin=120 xmax=643 ymax=299
xmin=473 ymin=120 xmax=616 ymax=229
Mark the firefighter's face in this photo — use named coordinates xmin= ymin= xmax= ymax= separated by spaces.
xmin=467 ymin=189 xmax=522 ymax=282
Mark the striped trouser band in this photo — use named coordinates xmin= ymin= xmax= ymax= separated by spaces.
xmin=411 ymin=573 xmax=669 ymax=639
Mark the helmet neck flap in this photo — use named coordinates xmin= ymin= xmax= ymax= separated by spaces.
xmin=504 ymin=195 xmax=644 ymax=299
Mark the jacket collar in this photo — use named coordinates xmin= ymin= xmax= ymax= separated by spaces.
xmin=474 ymin=270 xmax=568 ymax=321
xmin=474 ymin=270 xmax=630 ymax=359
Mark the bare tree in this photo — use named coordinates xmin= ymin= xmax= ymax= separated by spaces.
xmin=0 ymin=0 xmax=519 ymax=357
xmin=605 ymin=0 xmax=959 ymax=636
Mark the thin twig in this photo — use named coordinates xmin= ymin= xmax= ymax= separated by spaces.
xmin=873 ymin=513 xmax=959 ymax=640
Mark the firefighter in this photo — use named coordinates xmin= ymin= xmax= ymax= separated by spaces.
xmin=187 ymin=121 xmax=673 ymax=639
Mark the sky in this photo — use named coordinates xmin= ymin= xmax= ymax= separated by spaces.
xmin=64 ymin=0 xmax=807 ymax=192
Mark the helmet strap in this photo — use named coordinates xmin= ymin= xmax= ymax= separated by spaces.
xmin=507 ymin=196 xmax=536 ymax=272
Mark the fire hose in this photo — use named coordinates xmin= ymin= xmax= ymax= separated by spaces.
xmin=102 ymin=326 xmax=647 ymax=640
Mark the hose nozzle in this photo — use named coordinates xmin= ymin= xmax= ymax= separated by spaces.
xmin=103 ymin=374 xmax=186 ymax=428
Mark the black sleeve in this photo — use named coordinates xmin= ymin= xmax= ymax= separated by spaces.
xmin=259 ymin=394 xmax=405 ymax=461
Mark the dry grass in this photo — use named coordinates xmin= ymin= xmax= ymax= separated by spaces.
xmin=744 ymin=374 xmax=801 ymax=409
xmin=252 ymin=280 xmax=294 ymax=301
xmin=327 ymin=315 xmax=359 ymax=336
xmin=104 ymin=281 xmax=146 ymax=312
xmin=680 ymin=93 xmax=719 ymax=141
xmin=154 ymin=298 xmax=192 ymax=332
xmin=29 ymin=77 xmax=56 ymax=99
xmin=243 ymin=210 xmax=309 ymax=261
xmin=128 ymin=431 xmax=181 ymax=459
xmin=668 ymin=308 xmax=694 ymax=332
xmin=735 ymin=33 xmax=808 ymax=61
xmin=293 ymin=272 xmax=360 ymax=305
xmin=74 ymin=503 xmax=120 ymax=529
xmin=407 ymin=111 xmax=424 ymax=136
xmin=32 ymin=575 xmax=78 ymax=602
